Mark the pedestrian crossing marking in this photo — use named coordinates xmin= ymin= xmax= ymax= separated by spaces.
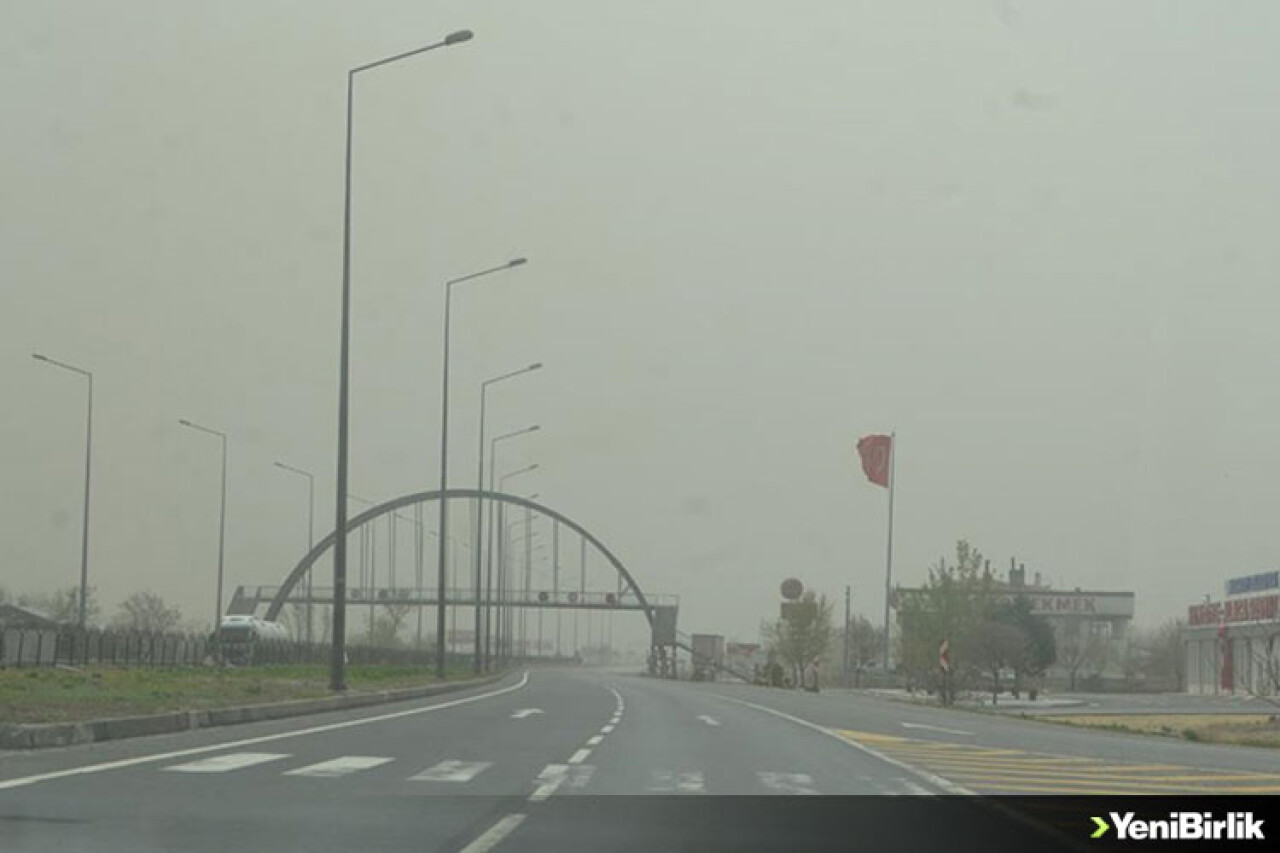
xmin=756 ymin=771 xmax=817 ymax=795
xmin=647 ymin=770 xmax=705 ymax=794
xmin=409 ymin=760 xmax=493 ymax=783
xmin=163 ymin=752 xmax=291 ymax=773
xmin=284 ymin=756 xmax=395 ymax=778
xmin=834 ymin=729 xmax=1280 ymax=794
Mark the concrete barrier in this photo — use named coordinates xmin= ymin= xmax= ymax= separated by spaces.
xmin=0 ymin=672 xmax=509 ymax=750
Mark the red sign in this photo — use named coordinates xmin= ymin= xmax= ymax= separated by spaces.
xmin=939 ymin=639 xmax=951 ymax=673
xmin=856 ymin=435 xmax=893 ymax=489
xmin=1189 ymin=594 xmax=1280 ymax=626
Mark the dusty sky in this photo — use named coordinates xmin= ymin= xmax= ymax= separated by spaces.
xmin=4 ymin=1 xmax=1279 ymax=647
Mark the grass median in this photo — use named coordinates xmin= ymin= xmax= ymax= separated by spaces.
xmin=0 ymin=663 xmax=481 ymax=725
xmin=1039 ymin=712 xmax=1280 ymax=748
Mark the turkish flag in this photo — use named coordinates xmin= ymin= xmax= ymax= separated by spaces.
xmin=857 ymin=434 xmax=893 ymax=488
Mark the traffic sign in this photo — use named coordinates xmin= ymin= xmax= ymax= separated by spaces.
xmin=780 ymin=578 xmax=803 ymax=601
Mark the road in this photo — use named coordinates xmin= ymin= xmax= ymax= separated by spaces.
xmin=1 ymin=668 xmax=1277 ymax=851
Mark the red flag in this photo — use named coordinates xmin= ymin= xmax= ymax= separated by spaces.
xmin=856 ymin=434 xmax=893 ymax=488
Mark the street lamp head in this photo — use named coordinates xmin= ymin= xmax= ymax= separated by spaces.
xmin=528 ymin=463 xmax=540 ymax=471
xmin=445 ymin=29 xmax=474 ymax=45
xmin=178 ymin=419 xmax=192 ymax=427
xmin=526 ymin=425 xmax=541 ymax=433
xmin=31 ymin=353 xmax=48 ymax=362
xmin=507 ymin=257 xmax=528 ymax=268
xmin=528 ymin=362 xmax=543 ymax=371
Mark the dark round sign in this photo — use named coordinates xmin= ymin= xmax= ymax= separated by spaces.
xmin=538 ymin=591 xmax=549 ymax=602
xmin=780 ymin=578 xmax=804 ymax=601
xmin=568 ymin=592 xmax=579 ymax=604
xmin=605 ymin=593 xmax=617 ymax=606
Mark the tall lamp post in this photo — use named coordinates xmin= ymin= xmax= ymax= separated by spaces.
xmin=484 ymin=428 xmax=539 ymax=667
xmin=491 ymin=463 xmax=538 ymax=668
xmin=179 ymin=418 xmax=228 ymax=630
xmin=331 ymin=28 xmax=474 ymax=693
xmin=435 ymin=257 xmax=529 ymax=679
xmin=274 ymin=461 xmax=316 ymax=643
xmin=32 ymin=353 xmax=94 ymax=629
xmin=473 ymin=364 xmax=541 ymax=672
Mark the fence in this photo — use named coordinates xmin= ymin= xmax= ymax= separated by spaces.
xmin=0 ymin=627 xmax=444 ymax=670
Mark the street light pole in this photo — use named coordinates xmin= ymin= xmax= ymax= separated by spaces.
xmin=179 ymin=418 xmax=228 ymax=630
xmin=331 ymin=28 xmax=474 ymax=693
xmin=484 ymin=430 xmax=538 ymax=668
xmin=473 ymin=365 xmax=541 ymax=672
xmin=32 ymin=353 xmax=94 ymax=629
xmin=490 ymin=461 xmax=538 ymax=668
xmin=436 ymin=257 xmax=528 ymax=679
xmin=274 ymin=461 xmax=316 ymax=643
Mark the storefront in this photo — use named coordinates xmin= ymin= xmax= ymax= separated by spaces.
xmin=1182 ymin=570 xmax=1280 ymax=696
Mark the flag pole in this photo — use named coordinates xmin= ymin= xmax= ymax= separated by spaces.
xmin=882 ymin=431 xmax=896 ymax=670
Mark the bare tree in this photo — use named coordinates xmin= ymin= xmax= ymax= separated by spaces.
xmin=112 ymin=591 xmax=183 ymax=633
xmin=1246 ymin=632 xmax=1280 ymax=709
xmin=21 ymin=586 xmax=101 ymax=627
xmin=1058 ymin=622 xmax=1109 ymax=692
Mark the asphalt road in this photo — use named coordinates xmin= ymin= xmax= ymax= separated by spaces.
xmin=1 ymin=668 xmax=1275 ymax=851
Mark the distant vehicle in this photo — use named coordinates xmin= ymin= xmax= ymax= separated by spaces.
xmin=212 ymin=616 xmax=290 ymax=665
xmin=690 ymin=633 xmax=725 ymax=681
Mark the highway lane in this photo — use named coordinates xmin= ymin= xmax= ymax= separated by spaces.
xmin=0 ymin=667 xmax=1083 ymax=851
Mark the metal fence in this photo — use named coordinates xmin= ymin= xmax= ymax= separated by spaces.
xmin=0 ymin=627 xmax=443 ymax=670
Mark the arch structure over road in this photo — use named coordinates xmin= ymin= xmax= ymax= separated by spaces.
xmin=264 ymin=489 xmax=654 ymax=626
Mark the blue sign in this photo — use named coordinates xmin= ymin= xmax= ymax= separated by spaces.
xmin=1226 ymin=571 xmax=1280 ymax=597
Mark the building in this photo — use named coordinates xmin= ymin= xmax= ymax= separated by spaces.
xmin=0 ymin=604 xmax=60 ymax=630
xmin=893 ymin=562 xmax=1136 ymax=683
xmin=1182 ymin=570 xmax=1280 ymax=697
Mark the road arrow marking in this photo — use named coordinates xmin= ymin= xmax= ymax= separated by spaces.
xmin=510 ymin=708 xmax=544 ymax=719
xmin=697 ymin=715 xmax=721 ymax=727
xmin=901 ymin=722 xmax=973 ymax=736
xmin=1091 ymin=816 xmax=1110 ymax=838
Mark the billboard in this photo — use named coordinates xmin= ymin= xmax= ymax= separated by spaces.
xmin=651 ymin=605 xmax=678 ymax=645
xmin=1226 ymin=571 xmax=1280 ymax=598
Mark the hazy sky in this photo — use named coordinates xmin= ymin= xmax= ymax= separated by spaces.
xmin=4 ymin=2 xmax=1280 ymax=646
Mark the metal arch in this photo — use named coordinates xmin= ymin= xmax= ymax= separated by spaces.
xmin=264 ymin=489 xmax=654 ymax=625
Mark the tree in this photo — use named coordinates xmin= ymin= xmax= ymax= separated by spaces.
xmin=1249 ymin=632 xmax=1280 ymax=708
xmin=897 ymin=540 xmax=998 ymax=704
xmin=365 ymin=598 xmax=413 ymax=648
xmin=969 ymin=619 xmax=1025 ymax=704
xmin=763 ymin=591 xmax=834 ymax=688
xmin=113 ymin=591 xmax=183 ymax=633
xmin=1136 ymin=618 xmax=1185 ymax=692
xmin=20 ymin=585 xmax=101 ymax=627
xmin=844 ymin=615 xmax=884 ymax=686
xmin=995 ymin=596 xmax=1056 ymax=697
xmin=1058 ymin=621 xmax=1109 ymax=691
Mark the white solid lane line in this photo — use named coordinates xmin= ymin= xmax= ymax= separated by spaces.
xmin=164 ymin=753 xmax=291 ymax=773
xmin=459 ymin=813 xmax=527 ymax=853
xmin=409 ymin=760 xmax=492 ymax=783
xmin=0 ymin=672 xmax=530 ymax=792
xmin=283 ymin=756 xmax=395 ymax=778
xmin=568 ymin=749 xmax=591 ymax=765
xmin=586 ymin=735 xmax=603 ymax=746
xmin=697 ymin=714 xmax=720 ymax=727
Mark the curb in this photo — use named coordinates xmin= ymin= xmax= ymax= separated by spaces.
xmin=0 ymin=672 xmax=510 ymax=750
